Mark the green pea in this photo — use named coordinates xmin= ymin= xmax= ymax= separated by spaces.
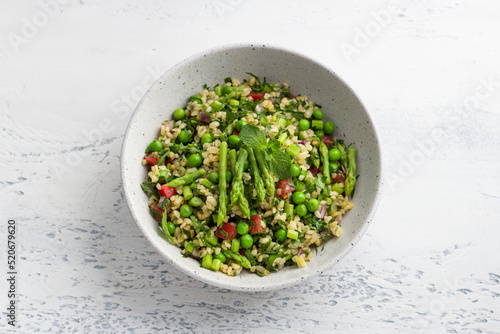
xmin=237 ymin=222 xmax=250 ymax=235
xmin=173 ymin=108 xmax=186 ymax=120
xmin=260 ymin=116 xmax=269 ymax=126
xmin=208 ymin=172 xmax=219 ymax=184
xmin=290 ymin=164 xmax=301 ymax=178
xmin=313 ymin=109 xmax=324 ymax=120
xmin=295 ymin=204 xmax=308 ymax=217
xmin=274 ymin=228 xmax=287 ymax=243
xmin=329 ymin=162 xmax=340 ymax=173
xmin=235 ymin=120 xmax=248 ymax=131
xmin=298 ymin=131 xmax=307 ymax=140
xmin=315 ymin=130 xmax=324 ymax=138
xmin=188 ymin=197 xmax=203 ymax=207
xmin=307 ymin=198 xmax=320 ymax=212
xmin=324 ymin=121 xmax=335 ymax=135
xmin=222 ymin=85 xmax=233 ymax=95
xmin=298 ymin=119 xmax=310 ymax=131
xmin=200 ymin=133 xmax=213 ymax=145
xmin=187 ymin=154 xmax=202 ymax=168
xmin=328 ymin=148 xmax=341 ymax=161
xmin=299 ymin=170 xmax=307 ymax=179
xmin=250 ymin=209 xmax=258 ymax=217
xmin=214 ymin=252 xmax=226 ymax=263
xmin=166 ymin=221 xmax=176 ymax=236
xmin=226 ymin=170 xmax=233 ymax=183
xmin=148 ymin=139 xmax=163 ymax=152
xmin=228 ymin=135 xmax=241 ymax=147
xmin=178 ymin=130 xmax=191 ymax=144
xmin=240 ymin=234 xmax=253 ymax=249
xmin=180 ymin=204 xmax=193 ymax=217
xmin=292 ymin=191 xmax=306 ymax=204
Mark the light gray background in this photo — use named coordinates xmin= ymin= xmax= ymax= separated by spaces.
xmin=1 ymin=0 xmax=499 ymax=333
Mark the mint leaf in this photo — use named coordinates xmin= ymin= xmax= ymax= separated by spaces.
xmin=265 ymin=148 xmax=292 ymax=180
xmin=240 ymin=124 xmax=267 ymax=150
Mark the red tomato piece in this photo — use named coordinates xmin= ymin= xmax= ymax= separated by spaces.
xmin=309 ymin=165 xmax=319 ymax=177
xmin=247 ymin=91 xmax=264 ymax=101
xmin=331 ymin=173 xmax=346 ymax=184
xmin=215 ymin=223 xmax=237 ymax=241
xmin=159 ymin=185 xmax=177 ymax=198
xmin=320 ymin=135 xmax=334 ymax=147
xmin=232 ymin=129 xmax=239 ymax=136
xmin=150 ymin=204 xmax=164 ymax=221
xmin=249 ymin=215 xmax=265 ymax=234
xmin=276 ymin=179 xmax=295 ymax=199
xmin=144 ymin=155 xmax=159 ymax=166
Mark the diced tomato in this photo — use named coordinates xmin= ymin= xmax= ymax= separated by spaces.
xmin=247 ymin=91 xmax=264 ymax=101
xmin=320 ymin=135 xmax=334 ymax=147
xmin=309 ymin=165 xmax=319 ymax=177
xmin=331 ymin=173 xmax=346 ymax=184
xmin=144 ymin=155 xmax=159 ymax=166
xmin=276 ymin=179 xmax=295 ymax=199
xmin=290 ymin=93 xmax=296 ymax=99
xmin=150 ymin=204 xmax=164 ymax=221
xmin=159 ymin=185 xmax=177 ymax=198
xmin=249 ymin=214 xmax=265 ymax=234
xmin=232 ymin=129 xmax=239 ymax=136
xmin=215 ymin=223 xmax=237 ymax=241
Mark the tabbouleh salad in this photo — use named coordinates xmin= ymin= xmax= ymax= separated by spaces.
xmin=141 ymin=74 xmax=357 ymax=277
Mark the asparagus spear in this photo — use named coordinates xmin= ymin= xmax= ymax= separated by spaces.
xmin=319 ymin=141 xmax=330 ymax=184
xmin=216 ymin=141 xmax=228 ymax=227
xmin=222 ymin=249 xmax=251 ymax=269
xmin=337 ymin=142 xmax=348 ymax=169
xmin=166 ymin=168 xmax=206 ymax=188
xmin=344 ymin=148 xmax=357 ymax=197
xmin=255 ymin=149 xmax=275 ymax=198
xmin=228 ymin=149 xmax=237 ymax=175
xmin=229 ymin=149 xmax=251 ymax=218
xmin=246 ymin=146 xmax=266 ymax=201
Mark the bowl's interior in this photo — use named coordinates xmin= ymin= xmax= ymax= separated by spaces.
xmin=121 ymin=44 xmax=382 ymax=291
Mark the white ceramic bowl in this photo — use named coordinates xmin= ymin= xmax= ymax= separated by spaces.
xmin=121 ymin=44 xmax=382 ymax=291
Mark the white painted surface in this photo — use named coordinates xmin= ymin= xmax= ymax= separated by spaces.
xmin=1 ymin=0 xmax=499 ymax=332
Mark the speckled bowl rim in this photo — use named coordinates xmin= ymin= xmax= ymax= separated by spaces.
xmin=121 ymin=43 xmax=383 ymax=291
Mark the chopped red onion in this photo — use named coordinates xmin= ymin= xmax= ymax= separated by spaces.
xmin=269 ymin=98 xmax=276 ymax=104
xmin=200 ymin=111 xmax=210 ymax=123
xmin=317 ymin=204 xmax=327 ymax=219
xmin=298 ymin=140 xmax=307 ymax=145
xmin=158 ymin=196 xmax=168 ymax=207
